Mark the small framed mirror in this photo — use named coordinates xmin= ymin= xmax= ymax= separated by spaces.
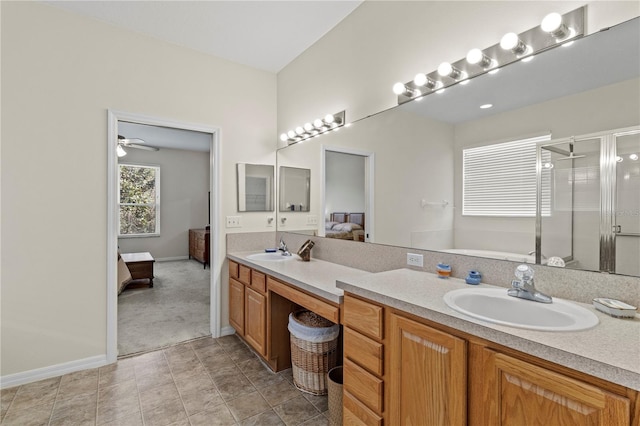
xmin=279 ymin=166 xmax=311 ymax=212
xmin=237 ymin=163 xmax=274 ymax=212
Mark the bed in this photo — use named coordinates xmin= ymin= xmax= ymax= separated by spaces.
xmin=325 ymin=212 xmax=365 ymax=241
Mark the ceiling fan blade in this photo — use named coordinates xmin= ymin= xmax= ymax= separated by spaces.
xmin=128 ymin=143 xmax=159 ymax=152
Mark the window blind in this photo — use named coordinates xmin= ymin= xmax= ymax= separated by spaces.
xmin=463 ymin=135 xmax=551 ymax=217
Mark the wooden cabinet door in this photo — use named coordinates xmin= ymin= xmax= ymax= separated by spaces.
xmin=389 ymin=313 xmax=467 ymax=426
xmin=480 ymin=349 xmax=630 ymax=426
xmin=229 ymin=278 xmax=245 ymax=335
xmin=245 ymin=287 xmax=267 ymax=356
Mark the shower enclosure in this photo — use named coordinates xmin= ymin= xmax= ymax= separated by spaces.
xmin=536 ymin=126 xmax=640 ymax=275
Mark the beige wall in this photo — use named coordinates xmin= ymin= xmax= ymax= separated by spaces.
xmin=117 ymin=148 xmax=210 ymax=260
xmin=277 ymin=1 xmax=639 ymax=135
xmin=278 ymin=106 xmax=455 ymax=248
xmin=1 ymin=2 xmax=276 ymax=377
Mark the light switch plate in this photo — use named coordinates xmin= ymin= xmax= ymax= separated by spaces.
xmin=226 ymin=216 xmax=242 ymax=228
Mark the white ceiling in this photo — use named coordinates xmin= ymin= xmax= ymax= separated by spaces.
xmin=118 ymin=121 xmax=212 ymax=152
xmin=44 ymin=0 xmax=362 ymax=73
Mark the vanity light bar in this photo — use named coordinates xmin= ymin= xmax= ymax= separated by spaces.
xmin=393 ymin=6 xmax=585 ymax=105
xmin=280 ymin=111 xmax=346 ymax=145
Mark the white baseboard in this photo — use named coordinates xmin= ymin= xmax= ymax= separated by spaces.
xmin=0 ymin=355 xmax=109 ymax=389
xmin=220 ymin=326 xmax=236 ymax=336
xmin=155 ymin=256 xmax=190 ymax=262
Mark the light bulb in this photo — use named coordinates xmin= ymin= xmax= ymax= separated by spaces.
xmin=543 ymin=162 xmax=554 ymax=169
xmin=116 ymin=145 xmax=127 ymax=157
xmin=280 ymin=133 xmax=288 ymax=141
xmin=500 ymin=32 xmax=528 ymax=55
xmin=313 ymin=118 xmax=324 ymax=128
xmin=438 ymin=62 xmax=463 ymax=79
xmin=295 ymin=126 xmax=304 ymax=135
xmin=287 ymin=130 xmax=296 ymax=139
xmin=324 ymin=114 xmax=335 ymax=124
xmin=541 ymin=12 xmax=573 ymax=40
xmin=466 ymin=48 xmax=494 ymax=69
xmin=629 ymin=154 xmax=639 ymax=161
xmin=616 ymin=156 xmax=623 ymax=162
xmin=437 ymin=62 xmax=453 ymax=77
xmin=541 ymin=12 xmax=563 ymax=33
xmin=393 ymin=82 xmax=407 ymax=95
xmin=480 ymin=103 xmax=493 ymax=109
xmin=414 ymin=73 xmax=427 ymax=86
xmin=500 ymin=33 xmax=519 ymax=50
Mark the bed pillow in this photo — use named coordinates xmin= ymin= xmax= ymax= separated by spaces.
xmin=325 ymin=221 xmax=339 ymax=230
xmin=332 ymin=222 xmax=362 ymax=232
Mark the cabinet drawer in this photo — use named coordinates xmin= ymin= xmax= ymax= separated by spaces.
xmin=267 ymin=277 xmax=339 ymax=324
xmin=250 ymin=270 xmax=266 ymax=293
xmin=344 ymin=391 xmax=383 ymax=426
xmin=344 ymin=327 xmax=383 ymax=376
xmin=344 ymin=358 xmax=383 ymax=414
xmin=229 ymin=260 xmax=239 ymax=279
xmin=344 ymin=295 xmax=384 ymax=340
xmin=238 ymin=264 xmax=251 ymax=285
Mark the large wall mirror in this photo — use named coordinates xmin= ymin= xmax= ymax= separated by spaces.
xmin=276 ymin=17 xmax=640 ymax=277
xmin=237 ymin=163 xmax=274 ymax=212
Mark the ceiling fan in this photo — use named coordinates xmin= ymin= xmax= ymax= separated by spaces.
xmin=117 ymin=135 xmax=159 ymax=157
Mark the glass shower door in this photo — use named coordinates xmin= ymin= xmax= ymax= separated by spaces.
xmin=613 ymin=130 xmax=640 ymax=276
xmin=538 ymin=137 xmax=602 ymax=271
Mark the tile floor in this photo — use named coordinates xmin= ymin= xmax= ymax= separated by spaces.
xmin=1 ymin=335 xmax=330 ymax=426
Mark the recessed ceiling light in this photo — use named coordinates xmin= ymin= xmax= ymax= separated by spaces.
xmin=480 ymin=104 xmax=493 ymax=109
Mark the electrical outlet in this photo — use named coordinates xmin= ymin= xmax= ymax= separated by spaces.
xmin=407 ymin=253 xmax=424 ymax=267
xmin=226 ymin=216 xmax=242 ymax=228
xmin=306 ymin=215 xmax=318 ymax=225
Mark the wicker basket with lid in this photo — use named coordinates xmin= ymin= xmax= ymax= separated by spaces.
xmin=288 ymin=311 xmax=339 ymax=395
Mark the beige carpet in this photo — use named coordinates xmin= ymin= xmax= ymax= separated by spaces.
xmin=118 ymin=259 xmax=211 ymax=356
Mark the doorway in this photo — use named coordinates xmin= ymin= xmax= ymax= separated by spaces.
xmin=107 ymin=110 xmax=220 ymax=362
xmin=322 ymin=146 xmax=375 ymax=241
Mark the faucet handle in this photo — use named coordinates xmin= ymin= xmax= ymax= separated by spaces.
xmin=515 ymin=264 xmax=534 ymax=282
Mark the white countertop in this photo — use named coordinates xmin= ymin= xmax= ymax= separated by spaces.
xmin=337 ymin=268 xmax=640 ymax=391
xmin=228 ymin=251 xmax=370 ymax=304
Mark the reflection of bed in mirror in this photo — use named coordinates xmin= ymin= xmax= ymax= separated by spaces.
xmin=325 ymin=212 xmax=365 ymax=241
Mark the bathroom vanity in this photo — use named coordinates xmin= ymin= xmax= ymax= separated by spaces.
xmin=338 ymin=269 xmax=639 ymax=426
xmin=227 ymin=254 xmax=639 ymax=425
xmin=227 ymin=252 xmax=368 ymax=371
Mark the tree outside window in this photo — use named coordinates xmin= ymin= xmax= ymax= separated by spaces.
xmin=119 ymin=164 xmax=160 ymax=236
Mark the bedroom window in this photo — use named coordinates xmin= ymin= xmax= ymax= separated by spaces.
xmin=118 ymin=164 xmax=160 ymax=236
xmin=462 ymin=135 xmax=551 ymax=217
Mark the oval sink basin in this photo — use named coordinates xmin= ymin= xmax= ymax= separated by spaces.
xmin=443 ymin=288 xmax=599 ymax=331
xmin=246 ymin=252 xmax=295 ymax=262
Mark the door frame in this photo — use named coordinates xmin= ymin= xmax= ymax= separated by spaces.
xmin=106 ymin=110 xmax=220 ymax=362
xmin=321 ymin=145 xmax=375 ymax=242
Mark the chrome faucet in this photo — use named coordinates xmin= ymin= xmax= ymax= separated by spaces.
xmin=508 ymin=264 xmax=552 ymax=303
xmin=279 ymin=237 xmax=291 ymax=256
